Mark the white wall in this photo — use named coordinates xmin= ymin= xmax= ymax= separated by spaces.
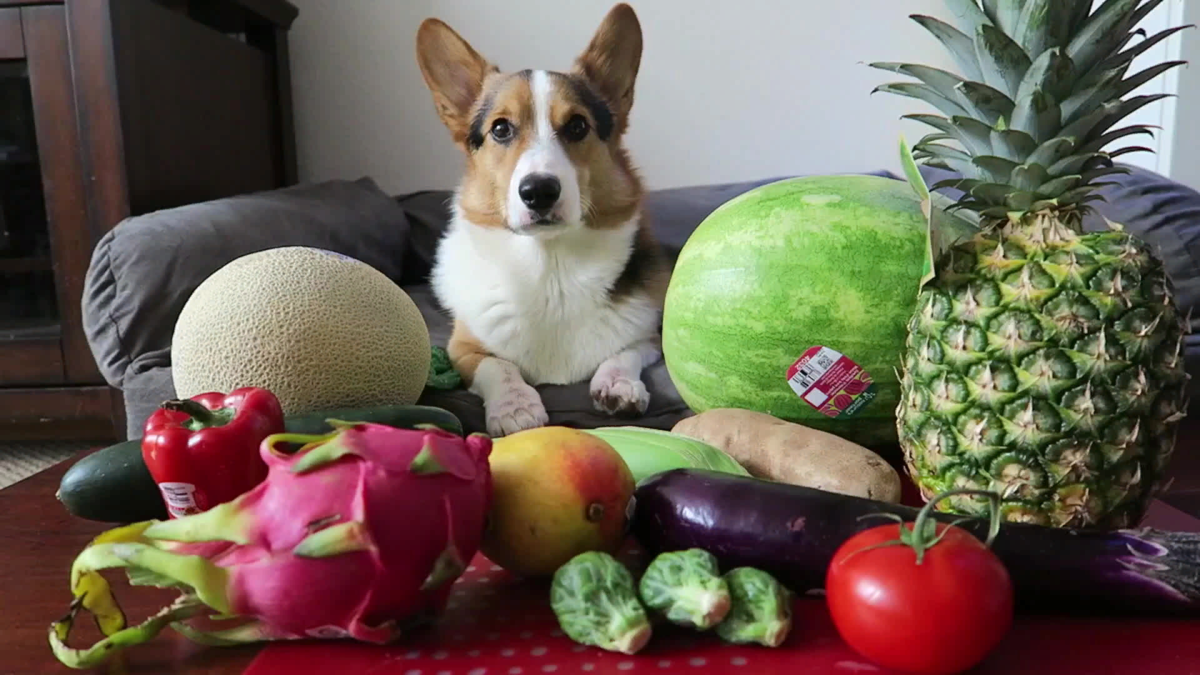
xmin=286 ymin=0 xmax=1196 ymax=195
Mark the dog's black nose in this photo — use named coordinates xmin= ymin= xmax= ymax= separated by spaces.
xmin=518 ymin=174 xmax=561 ymax=215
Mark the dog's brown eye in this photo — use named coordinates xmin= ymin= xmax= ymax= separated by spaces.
xmin=490 ymin=118 xmax=514 ymax=142
xmin=563 ymin=114 xmax=590 ymax=142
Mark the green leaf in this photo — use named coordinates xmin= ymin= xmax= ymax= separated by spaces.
xmin=1067 ymin=0 xmax=1140 ymax=75
xmin=973 ymin=155 xmax=1019 ymax=183
xmin=911 ymin=15 xmax=986 ymax=82
xmin=1010 ymin=163 xmax=1049 ymax=192
xmin=1078 ymin=124 xmax=1157 ymax=154
xmin=1108 ymin=145 xmax=1153 ymax=159
xmin=953 ymin=81 xmax=1016 ymax=126
xmin=1034 ymin=174 xmax=1082 ymax=198
xmin=915 ymin=141 xmax=980 ymax=177
xmin=1061 ymin=69 xmax=1124 ymax=126
xmin=1080 ymin=166 xmax=1132 ymax=184
xmin=1114 ymin=61 xmax=1189 ymax=101
xmin=917 ymin=132 xmax=956 ymax=147
xmin=1085 ymin=94 xmax=1173 ymax=143
xmin=988 ymin=0 xmax=1027 ymax=35
xmin=943 ymin=0 xmax=995 ymax=35
xmin=1010 ymin=89 xmax=1061 ymax=143
xmin=932 ymin=177 xmax=983 ymax=192
xmin=1016 ymin=48 xmax=1074 ymax=106
xmin=900 ymin=135 xmax=931 ymax=202
xmin=969 ymin=182 xmax=1017 ymax=205
xmin=975 ymin=24 xmax=1033 ymax=98
xmin=990 ymin=128 xmax=1037 ymax=162
xmin=904 ymin=114 xmax=995 ymax=156
xmin=1067 ymin=0 xmax=1093 ymax=33
xmin=1006 ymin=191 xmax=1037 ymax=211
xmin=874 ymin=82 xmax=970 ymax=118
xmin=1049 ymin=151 xmax=1108 ymax=175
xmin=1057 ymin=100 xmax=1121 ymax=145
xmin=870 ymin=62 xmax=967 ymax=95
xmin=1027 ymin=136 xmax=1077 ymax=168
xmin=1100 ymin=26 xmax=1194 ymax=75
xmin=1058 ymin=185 xmax=1106 ymax=205
xmin=1015 ymin=0 xmax=1073 ymax=57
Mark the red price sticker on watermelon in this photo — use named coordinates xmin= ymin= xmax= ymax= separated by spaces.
xmin=786 ymin=346 xmax=877 ymax=418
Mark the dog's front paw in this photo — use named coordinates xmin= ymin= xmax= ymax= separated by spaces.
xmin=485 ymin=382 xmax=549 ymax=437
xmin=590 ymin=372 xmax=650 ymax=418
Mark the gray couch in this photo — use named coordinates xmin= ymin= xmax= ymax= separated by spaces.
xmin=81 ymin=167 xmax=1200 ymax=441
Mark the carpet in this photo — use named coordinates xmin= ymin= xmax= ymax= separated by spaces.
xmin=0 ymin=442 xmax=89 ymax=490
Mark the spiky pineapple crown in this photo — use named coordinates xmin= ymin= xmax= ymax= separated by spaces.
xmin=873 ymin=0 xmax=1191 ymax=223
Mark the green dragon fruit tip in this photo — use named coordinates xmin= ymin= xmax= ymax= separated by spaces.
xmin=142 ymin=499 xmax=252 ymax=545
xmin=409 ymin=442 xmax=449 ymax=475
xmin=293 ymin=521 xmax=374 ymax=558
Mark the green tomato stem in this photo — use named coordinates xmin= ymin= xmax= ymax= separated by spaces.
xmin=907 ymin=488 xmax=1003 ymax=564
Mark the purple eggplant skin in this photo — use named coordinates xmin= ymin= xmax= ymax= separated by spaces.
xmin=628 ymin=469 xmax=1200 ymax=617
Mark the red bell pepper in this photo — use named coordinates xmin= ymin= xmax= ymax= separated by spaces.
xmin=141 ymin=387 xmax=285 ymax=518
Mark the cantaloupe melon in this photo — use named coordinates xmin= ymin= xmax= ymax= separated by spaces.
xmin=171 ymin=246 xmax=431 ymax=415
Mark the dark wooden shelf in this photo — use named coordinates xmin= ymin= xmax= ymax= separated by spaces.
xmin=0 ymin=256 xmax=53 ymax=273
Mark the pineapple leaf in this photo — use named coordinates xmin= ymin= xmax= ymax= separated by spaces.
xmin=978 ymin=205 xmax=1013 ymax=218
xmin=1049 ymin=151 xmax=1109 ymax=176
xmin=1067 ymin=0 xmax=1092 ymax=34
xmin=1058 ymin=100 xmax=1122 ymax=145
xmin=1127 ymin=0 xmax=1167 ymax=36
xmin=915 ymin=141 xmax=980 ymax=177
xmin=1010 ymin=163 xmax=1049 ymax=192
xmin=1057 ymin=185 xmax=1105 ymax=205
xmin=932 ymin=177 xmax=983 ymax=192
xmin=874 ymin=82 xmax=970 ymax=118
xmin=1086 ymin=94 xmax=1173 ymax=143
xmin=1114 ymin=61 xmax=1189 ymax=101
xmin=917 ymin=132 xmax=956 ymax=147
xmin=1006 ymin=191 xmax=1037 ymax=211
xmin=1011 ymin=89 xmax=1061 ymax=144
xmin=870 ymin=63 xmax=968 ymax=95
xmin=968 ymin=182 xmax=1014 ymax=205
xmin=943 ymin=0 xmax=995 ymax=35
xmin=1016 ymin=48 xmax=1074 ymax=107
xmin=1101 ymin=26 xmax=1194 ymax=75
xmin=899 ymin=136 xmax=931 ymax=202
xmin=1034 ymin=174 xmax=1082 ymax=198
xmin=1061 ymin=69 xmax=1124 ymax=126
xmin=991 ymin=128 xmax=1037 ymax=162
xmin=1108 ymin=145 xmax=1154 ymax=159
xmin=1067 ymin=0 xmax=1140 ymax=76
xmin=953 ymin=81 xmax=1016 ymax=126
xmin=1079 ymin=124 xmax=1157 ymax=154
xmin=1080 ymin=166 xmax=1133 ymax=184
xmin=1027 ymin=136 xmax=1078 ymax=168
xmin=911 ymin=15 xmax=986 ymax=82
xmin=904 ymin=114 xmax=993 ymax=156
xmin=1015 ymin=0 xmax=1074 ymax=58
xmin=973 ymin=155 xmax=1020 ymax=183
xmin=975 ymin=24 xmax=1033 ymax=98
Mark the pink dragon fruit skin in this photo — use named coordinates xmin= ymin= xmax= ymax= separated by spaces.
xmin=49 ymin=422 xmax=493 ymax=667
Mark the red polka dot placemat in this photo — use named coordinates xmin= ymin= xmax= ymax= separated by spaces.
xmin=243 ymin=503 xmax=1200 ymax=675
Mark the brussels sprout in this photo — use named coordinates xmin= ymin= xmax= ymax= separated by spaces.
xmin=550 ymin=551 xmax=652 ymax=654
xmin=715 ymin=567 xmax=793 ymax=647
xmin=638 ymin=548 xmax=731 ymax=630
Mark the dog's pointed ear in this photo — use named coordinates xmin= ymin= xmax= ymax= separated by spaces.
xmin=416 ymin=18 xmax=497 ymax=144
xmin=572 ymin=4 xmax=643 ymax=136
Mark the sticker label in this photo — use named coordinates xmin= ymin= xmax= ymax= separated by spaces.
xmin=158 ymin=482 xmax=202 ymax=519
xmin=786 ymin=346 xmax=877 ymax=418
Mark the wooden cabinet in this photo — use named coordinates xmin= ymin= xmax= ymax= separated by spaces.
xmin=0 ymin=0 xmax=298 ymax=440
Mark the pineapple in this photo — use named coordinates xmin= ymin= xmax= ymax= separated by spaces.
xmin=876 ymin=0 xmax=1191 ymax=530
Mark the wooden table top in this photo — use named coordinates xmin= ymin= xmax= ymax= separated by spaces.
xmin=7 ymin=419 xmax=1200 ymax=675
xmin=0 ymin=452 xmax=261 ymax=675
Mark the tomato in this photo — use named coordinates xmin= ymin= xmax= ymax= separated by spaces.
xmin=825 ymin=491 xmax=1014 ymax=675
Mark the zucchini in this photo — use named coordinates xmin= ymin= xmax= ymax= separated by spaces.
xmin=57 ymin=404 xmax=465 ymax=523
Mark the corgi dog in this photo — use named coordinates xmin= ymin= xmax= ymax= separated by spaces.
xmin=415 ymin=3 xmax=668 ymax=437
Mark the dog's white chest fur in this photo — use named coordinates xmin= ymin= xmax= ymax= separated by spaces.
xmin=432 ymin=216 xmax=660 ymax=386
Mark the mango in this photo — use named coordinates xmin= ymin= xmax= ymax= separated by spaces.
xmin=482 ymin=426 xmax=636 ymax=577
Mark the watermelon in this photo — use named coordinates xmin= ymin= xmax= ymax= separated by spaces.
xmin=662 ymin=174 xmax=930 ymax=449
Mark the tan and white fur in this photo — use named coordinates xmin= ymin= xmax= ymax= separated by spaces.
xmin=415 ymin=4 xmax=668 ymax=437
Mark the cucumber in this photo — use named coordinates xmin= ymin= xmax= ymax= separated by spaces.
xmin=57 ymin=404 xmax=465 ymax=523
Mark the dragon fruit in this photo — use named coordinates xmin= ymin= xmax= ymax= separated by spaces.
xmin=49 ymin=421 xmax=493 ymax=668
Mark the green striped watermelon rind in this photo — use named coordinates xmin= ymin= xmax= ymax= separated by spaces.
xmin=662 ymin=174 xmax=933 ymax=449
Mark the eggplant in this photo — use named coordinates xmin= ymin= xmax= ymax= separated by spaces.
xmin=628 ymin=469 xmax=1200 ymax=616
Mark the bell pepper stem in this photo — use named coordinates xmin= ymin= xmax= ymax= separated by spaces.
xmin=161 ymin=398 xmax=218 ymax=424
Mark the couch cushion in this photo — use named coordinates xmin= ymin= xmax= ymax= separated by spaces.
xmin=83 ymin=177 xmax=413 ymax=392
